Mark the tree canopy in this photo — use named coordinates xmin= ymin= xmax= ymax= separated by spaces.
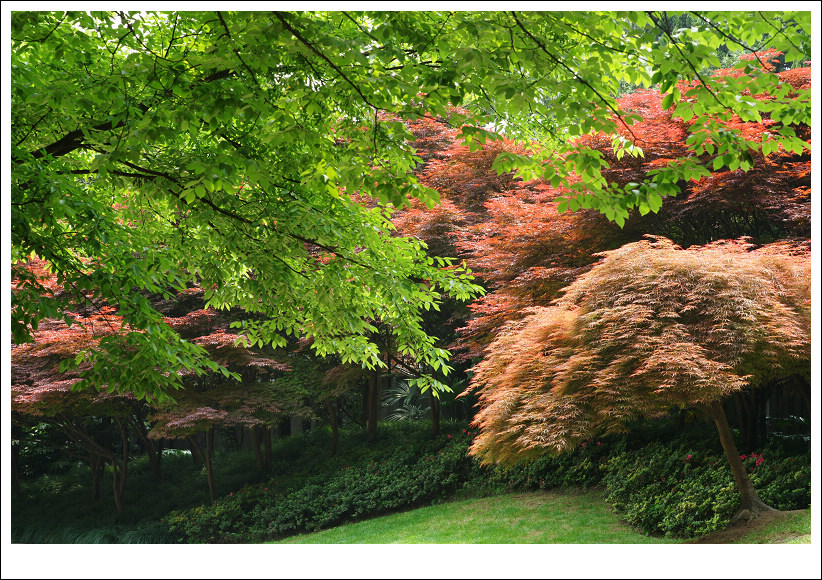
xmin=10 ymin=10 xmax=812 ymax=402
xmin=467 ymin=236 xmax=810 ymax=518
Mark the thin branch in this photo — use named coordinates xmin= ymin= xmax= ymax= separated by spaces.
xmin=646 ymin=11 xmax=727 ymax=110
xmin=274 ymin=12 xmax=380 ymax=111
xmin=217 ymin=11 xmax=259 ymax=86
xmin=15 ymin=112 xmax=50 ymax=147
xmin=342 ymin=12 xmax=382 ymax=45
xmin=510 ymin=11 xmax=640 ymax=144
xmin=19 ymin=12 xmax=67 ymax=43
xmin=756 ymin=12 xmax=807 ymax=62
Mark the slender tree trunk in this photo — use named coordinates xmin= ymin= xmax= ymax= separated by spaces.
xmin=701 ymin=402 xmax=775 ymax=522
xmin=326 ymin=400 xmax=338 ymax=457
xmin=110 ymin=418 xmax=130 ymax=512
xmin=12 ymin=442 xmax=22 ymax=496
xmin=132 ymin=417 xmax=162 ymax=483
xmin=188 ymin=432 xmax=216 ymax=503
xmin=187 ymin=434 xmax=206 ymax=465
xmin=367 ymin=371 xmax=379 ymax=438
xmin=263 ymin=426 xmax=272 ymax=473
xmin=90 ymin=453 xmax=104 ymax=501
xmin=252 ymin=426 xmax=264 ymax=472
xmin=430 ymin=390 xmax=441 ymax=436
xmin=205 ymin=428 xmax=216 ymax=503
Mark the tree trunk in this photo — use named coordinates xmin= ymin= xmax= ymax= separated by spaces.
xmin=187 ymin=434 xmax=206 ymax=465
xmin=11 ymin=441 xmax=22 ymax=496
xmin=132 ymin=404 xmax=162 ymax=482
xmin=702 ymin=402 xmax=775 ymax=522
xmin=326 ymin=400 xmax=338 ymax=457
xmin=188 ymin=432 xmax=216 ymax=503
xmin=90 ymin=453 xmax=104 ymax=501
xmin=110 ymin=418 xmax=130 ymax=512
xmin=290 ymin=416 xmax=303 ymax=436
xmin=205 ymin=428 xmax=216 ymax=503
xmin=252 ymin=426 xmax=264 ymax=471
xmin=430 ymin=389 xmax=441 ymax=436
xmin=264 ymin=426 xmax=272 ymax=473
xmin=367 ymin=371 xmax=379 ymax=438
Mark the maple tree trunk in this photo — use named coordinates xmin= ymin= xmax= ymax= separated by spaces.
xmin=430 ymin=390 xmax=440 ymax=436
xmin=264 ymin=426 xmax=272 ymax=473
xmin=187 ymin=433 xmax=216 ymax=503
xmin=188 ymin=434 xmax=206 ymax=465
xmin=367 ymin=371 xmax=379 ymax=438
xmin=12 ymin=443 xmax=22 ymax=496
xmin=90 ymin=453 xmax=104 ymax=501
xmin=132 ymin=417 xmax=163 ymax=483
xmin=110 ymin=418 xmax=129 ymax=512
xmin=702 ymin=401 xmax=775 ymax=522
xmin=205 ymin=428 xmax=216 ymax=503
xmin=252 ymin=426 xmax=264 ymax=471
xmin=326 ymin=400 xmax=338 ymax=457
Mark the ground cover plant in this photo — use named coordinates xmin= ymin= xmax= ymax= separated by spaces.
xmin=16 ymin=418 xmax=807 ymax=543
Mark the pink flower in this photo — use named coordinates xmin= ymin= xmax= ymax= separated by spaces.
xmin=447 ymin=434 xmax=452 ymax=439
xmin=581 ymin=442 xmax=586 ymax=448
xmin=740 ymin=454 xmax=747 ymax=461
xmin=229 ymin=492 xmax=233 ymax=496
xmin=597 ymin=441 xmax=602 ymax=446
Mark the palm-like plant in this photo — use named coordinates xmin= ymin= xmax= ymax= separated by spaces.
xmin=382 ymin=381 xmax=431 ymax=422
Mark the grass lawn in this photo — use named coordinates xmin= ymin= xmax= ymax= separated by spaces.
xmin=273 ymin=489 xmax=678 ymax=544
xmin=733 ymin=509 xmax=812 ymax=544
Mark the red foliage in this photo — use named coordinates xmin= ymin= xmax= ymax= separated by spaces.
xmin=392 ymin=60 xmax=810 ymax=362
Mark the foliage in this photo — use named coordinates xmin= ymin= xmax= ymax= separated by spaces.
xmin=11 ymin=10 xmax=810 ymax=402
xmin=469 ymin=236 xmax=810 ymax=464
xmin=13 ymin=418 xmax=810 ymax=543
xmin=164 ymin=425 xmax=477 ymax=542
xmin=393 ymin=60 xmax=810 ymax=361
xmin=381 ymin=380 xmax=431 ymax=422
xmin=601 ymin=442 xmax=811 ymax=538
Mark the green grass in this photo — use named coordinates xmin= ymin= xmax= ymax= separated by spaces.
xmin=733 ymin=509 xmax=812 ymax=544
xmin=273 ymin=489 xmax=678 ymax=544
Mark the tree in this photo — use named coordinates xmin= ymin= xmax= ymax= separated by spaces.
xmin=11 ymin=10 xmax=810 ymax=403
xmin=393 ymin=57 xmax=810 ymax=363
xmin=468 ymin=237 xmax=810 ymax=521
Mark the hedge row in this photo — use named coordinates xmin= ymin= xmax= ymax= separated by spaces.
xmin=165 ymin=423 xmax=810 ymax=542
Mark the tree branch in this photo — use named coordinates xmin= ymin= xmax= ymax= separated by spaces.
xmin=274 ymin=12 xmax=380 ymax=111
xmin=510 ymin=11 xmax=640 ymax=144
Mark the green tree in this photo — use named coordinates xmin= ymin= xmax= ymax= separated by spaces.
xmin=11 ymin=10 xmax=810 ymax=402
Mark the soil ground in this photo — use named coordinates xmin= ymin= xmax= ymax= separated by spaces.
xmin=687 ymin=509 xmax=807 ymax=544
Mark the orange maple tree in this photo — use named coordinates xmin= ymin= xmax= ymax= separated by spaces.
xmin=468 ymin=236 xmax=810 ymax=521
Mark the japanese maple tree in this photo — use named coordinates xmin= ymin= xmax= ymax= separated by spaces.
xmin=468 ymin=236 xmax=810 ymax=521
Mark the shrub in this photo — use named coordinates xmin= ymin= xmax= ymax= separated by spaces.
xmin=165 ymin=427 xmax=480 ymax=543
xmin=601 ymin=442 xmax=811 ymax=538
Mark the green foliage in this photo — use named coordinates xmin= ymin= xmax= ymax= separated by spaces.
xmin=12 ymin=10 xmax=810 ymax=404
xmin=13 ymin=418 xmax=811 ymax=543
xmin=382 ymin=381 xmax=431 ymax=422
xmin=165 ymin=426 xmax=476 ymax=542
xmin=601 ymin=442 xmax=811 ymax=538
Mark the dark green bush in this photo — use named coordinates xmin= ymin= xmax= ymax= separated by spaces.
xmin=601 ymin=442 xmax=811 ymax=538
xmin=165 ymin=427 xmax=479 ymax=543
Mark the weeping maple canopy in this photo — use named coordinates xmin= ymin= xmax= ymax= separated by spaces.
xmin=468 ymin=237 xmax=810 ymax=465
